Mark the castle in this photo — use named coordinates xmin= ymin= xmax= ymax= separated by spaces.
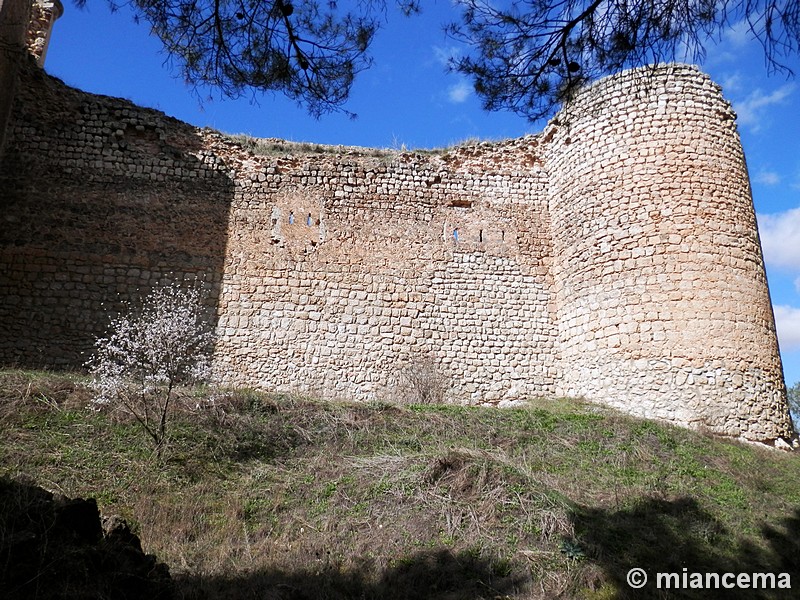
xmin=0 ymin=1 xmax=794 ymax=446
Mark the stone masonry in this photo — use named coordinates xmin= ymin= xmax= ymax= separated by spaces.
xmin=0 ymin=4 xmax=794 ymax=445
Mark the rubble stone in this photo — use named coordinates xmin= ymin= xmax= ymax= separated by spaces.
xmin=0 ymin=34 xmax=793 ymax=444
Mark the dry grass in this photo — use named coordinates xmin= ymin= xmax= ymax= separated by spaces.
xmin=225 ymin=134 xmax=396 ymax=159
xmin=394 ymin=356 xmax=453 ymax=405
xmin=2 ymin=369 xmax=800 ymax=599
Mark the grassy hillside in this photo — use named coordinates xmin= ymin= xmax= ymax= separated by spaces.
xmin=1 ymin=369 xmax=799 ymax=599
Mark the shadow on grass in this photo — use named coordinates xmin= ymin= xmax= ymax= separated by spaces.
xmin=0 ymin=477 xmax=172 ymax=600
xmin=1 ymin=473 xmax=524 ymax=600
xmin=176 ymin=549 xmax=526 ymax=600
xmin=571 ymin=497 xmax=800 ymax=599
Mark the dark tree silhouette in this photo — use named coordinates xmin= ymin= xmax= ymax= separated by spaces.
xmin=447 ymin=0 xmax=800 ymax=120
xmin=74 ymin=0 xmax=418 ymax=118
xmin=77 ymin=0 xmax=800 ymax=120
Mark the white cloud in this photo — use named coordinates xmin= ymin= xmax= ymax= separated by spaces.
xmin=757 ymin=208 xmax=800 ymax=270
xmin=754 ymin=169 xmax=781 ymax=186
xmin=432 ymin=45 xmax=460 ymax=67
xmin=774 ymin=305 xmax=800 ymax=352
xmin=432 ymin=46 xmax=472 ymax=103
xmin=723 ymin=19 xmax=754 ymax=48
xmin=720 ymin=73 xmax=744 ymax=94
xmin=732 ymin=84 xmax=795 ymax=132
xmin=448 ymin=80 xmax=471 ymax=103
xmin=701 ymin=21 xmax=755 ymax=67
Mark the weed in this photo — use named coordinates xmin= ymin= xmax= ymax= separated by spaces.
xmin=2 ymin=370 xmax=800 ymax=600
xmin=395 ymin=356 xmax=452 ymax=405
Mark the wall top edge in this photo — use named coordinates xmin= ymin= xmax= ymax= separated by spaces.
xmin=14 ymin=55 xmax=726 ymax=178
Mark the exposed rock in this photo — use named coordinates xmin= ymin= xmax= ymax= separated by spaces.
xmin=0 ymin=477 xmax=172 ymax=600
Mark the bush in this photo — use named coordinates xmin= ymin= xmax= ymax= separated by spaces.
xmin=86 ymin=285 xmax=216 ymax=454
xmin=397 ymin=356 xmax=451 ymax=404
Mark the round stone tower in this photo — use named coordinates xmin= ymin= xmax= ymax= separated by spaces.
xmin=27 ymin=0 xmax=62 ymax=66
xmin=545 ymin=64 xmax=794 ymax=444
xmin=0 ymin=0 xmax=62 ymax=154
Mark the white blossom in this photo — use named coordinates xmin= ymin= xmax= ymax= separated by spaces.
xmin=86 ymin=284 xmax=216 ymax=452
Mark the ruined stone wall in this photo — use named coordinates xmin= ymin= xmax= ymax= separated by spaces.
xmin=0 ymin=66 xmax=233 ymax=366
xmin=0 ymin=0 xmax=59 ymax=154
xmin=25 ymin=0 xmax=61 ymax=67
xmin=0 ymin=0 xmax=32 ymax=153
xmin=215 ymin=140 xmax=558 ymax=402
xmin=0 ymin=57 xmax=793 ymax=443
xmin=0 ymin=64 xmax=560 ymax=403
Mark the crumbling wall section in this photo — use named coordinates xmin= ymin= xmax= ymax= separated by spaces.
xmin=25 ymin=0 xmax=62 ymax=67
xmin=213 ymin=139 xmax=558 ymax=402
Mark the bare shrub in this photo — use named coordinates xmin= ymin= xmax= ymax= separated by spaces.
xmin=86 ymin=285 xmax=216 ymax=454
xmin=396 ymin=356 xmax=451 ymax=404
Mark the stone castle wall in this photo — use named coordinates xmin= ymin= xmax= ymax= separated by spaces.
xmin=0 ymin=66 xmax=233 ymax=367
xmin=215 ymin=134 xmax=559 ymax=403
xmin=0 ymin=54 xmax=793 ymax=443
xmin=0 ymin=0 xmax=33 ymax=153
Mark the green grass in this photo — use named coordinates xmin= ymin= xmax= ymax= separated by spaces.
xmin=1 ymin=369 xmax=799 ymax=599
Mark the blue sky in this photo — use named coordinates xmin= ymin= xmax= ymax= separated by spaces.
xmin=44 ymin=2 xmax=800 ymax=387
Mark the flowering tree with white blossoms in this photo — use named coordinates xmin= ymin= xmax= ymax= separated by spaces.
xmin=87 ymin=285 xmax=216 ymax=454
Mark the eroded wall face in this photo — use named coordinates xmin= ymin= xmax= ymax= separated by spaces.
xmin=26 ymin=0 xmax=62 ymax=67
xmin=545 ymin=66 xmax=793 ymax=441
xmin=215 ymin=143 xmax=558 ymax=402
xmin=0 ymin=67 xmax=232 ymax=366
